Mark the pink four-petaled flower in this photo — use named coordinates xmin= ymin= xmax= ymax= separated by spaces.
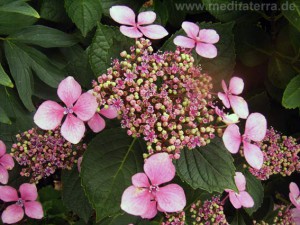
xmin=289 ymin=182 xmax=300 ymax=210
xmin=0 ymin=140 xmax=14 ymax=184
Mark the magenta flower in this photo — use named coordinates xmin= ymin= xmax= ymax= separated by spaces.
xmin=289 ymin=182 xmax=300 ymax=210
xmin=223 ymin=113 xmax=267 ymax=169
xmin=173 ymin=21 xmax=219 ymax=58
xmin=109 ymin=5 xmax=168 ymax=39
xmin=34 ymin=76 xmax=98 ymax=144
xmin=121 ymin=153 xmax=186 ymax=219
xmin=0 ymin=184 xmax=43 ymax=224
xmin=0 ymin=140 xmax=14 ymax=184
xmin=88 ymin=106 xmax=118 ymax=133
xmin=225 ymin=172 xmax=254 ymax=209
xmin=218 ymin=77 xmax=249 ymax=119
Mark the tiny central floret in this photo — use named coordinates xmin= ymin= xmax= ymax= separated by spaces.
xmin=64 ymin=106 xmax=74 ymax=114
xmin=149 ymin=185 xmax=159 ymax=193
xmin=242 ymin=135 xmax=250 ymax=143
xmin=16 ymin=198 xmax=24 ymax=207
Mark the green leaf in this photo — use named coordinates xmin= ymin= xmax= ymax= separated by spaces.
xmin=281 ymin=0 xmax=300 ymax=32
xmin=40 ymin=0 xmax=69 ymax=23
xmin=282 ymin=74 xmax=300 ymax=109
xmin=231 ymin=212 xmax=247 ymax=225
xmin=64 ymin=0 xmax=102 ymax=37
xmin=96 ymin=214 xmax=139 ymax=225
xmin=81 ymin=128 xmax=145 ymax=222
xmin=0 ymin=0 xmax=39 ymax=18
xmin=0 ymin=63 xmax=13 ymax=88
xmin=175 ymin=138 xmax=237 ymax=193
xmin=0 ymin=106 xmax=11 ymax=124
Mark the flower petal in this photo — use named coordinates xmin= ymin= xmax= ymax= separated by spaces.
xmin=223 ymin=113 xmax=239 ymax=124
xmin=109 ymin=6 xmax=136 ymax=26
xmin=228 ymin=95 xmax=249 ymax=119
xmin=100 ymin=106 xmax=118 ymax=119
xmin=222 ymin=124 xmax=241 ymax=154
xmin=156 ymin=184 xmax=186 ymax=212
xmin=120 ymin=25 xmax=143 ymax=38
xmin=139 ymin=25 xmax=168 ymax=40
xmin=61 ymin=114 xmax=85 ymax=144
xmin=198 ymin=29 xmax=219 ymax=44
xmin=141 ymin=201 xmax=157 ymax=219
xmin=229 ymin=191 xmax=242 ymax=209
xmin=137 ymin=11 xmax=156 ymax=25
xmin=0 ymin=140 xmax=6 ymax=156
xmin=195 ymin=42 xmax=217 ymax=58
xmin=234 ymin=172 xmax=246 ymax=192
xmin=144 ymin=153 xmax=175 ymax=185
xmin=217 ymin=92 xmax=230 ymax=108
xmin=73 ymin=93 xmax=98 ymax=121
xmin=182 ymin=21 xmax=199 ymax=39
xmin=229 ymin=77 xmax=244 ymax=95
xmin=132 ymin=173 xmax=150 ymax=188
xmin=0 ymin=165 xmax=9 ymax=184
xmin=19 ymin=183 xmax=38 ymax=201
xmin=24 ymin=201 xmax=44 ymax=219
xmin=221 ymin=80 xmax=228 ymax=92
xmin=1 ymin=205 xmax=24 ymax=224
xmin=238 ymin=191 xmax=254 ymax=208
xmin=34 ymin=101 xmax=64 ymax=130
xmin=243 ymin=142 xmax=264 ymax=170
xmin=173 ymin=36 xmax=196 ymax=48
xmin=0 ymin=186 xmax=18 ymax=202
xmin=88 ymin=113 xmax=105 ymax=133
xmin=245 ymin=113 xmax=267 ymax=141
xmin=290 ymin=182 xmax=300 ymax=198
xmin=57 ymin=76 xmax=82 ymax=107
xmin=0 ymin=154 xmax=14 ymax=170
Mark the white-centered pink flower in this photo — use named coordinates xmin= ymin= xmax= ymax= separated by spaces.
xmin=225 ymin=172 xmax=254 ymax=209
xmin=223 ymin=113 xmax=267 ymax=169
xmin=218 ymin=77 xmax=249 ymax=119
xmin=34 ymin=76 xmax=98 ymax=144
xmin=289 ymin=182 xmax=300 ymax=210
xmin=0 ymin=140 xmax=14 ymax=184
xmin=173 ymin=21 xmax=219 ymax=58
xmin=0 ymin=184 xmax=43 ymax=224
xmin=121 ymin=153 xmax=186 ymax=219
xmin=88 ymin=106 xmax=118 ymax=133
xmin=109 ymin=5 xmax=168 ymax=39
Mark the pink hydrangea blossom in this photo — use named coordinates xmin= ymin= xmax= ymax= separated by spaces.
xmin=34 ymin=76 xmax=98 ymax=144
xmin=0 ymin=184 xmax=43 ymax=224
xmin=88 ymin=106 xmax=118 ymax=133
xmin=289 ymin=182 xmax=300 ymax=210
xmin=225 ymin=172 xmax=254 ymax=209
xmin=0 ymin=140 xmax=14 ymax=184
xmin=173 ymin=21 xmax=219 ymax=58
xmin=218 ymin=77 xmax=249 ymax=119
xmin=109 ymin=6 xmax=168 ymax=39
xmin=121 ymin=153 xmax=186 ymax=219
xmin=223 ymin=113 xmax=267 ymax=169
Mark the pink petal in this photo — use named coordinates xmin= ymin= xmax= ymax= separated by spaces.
xmin=198 ymin=29 xmax=219 ymax=44
xmin=222 ymin=124 xmax=241 ymax=154
xmin=139 ymin=25 xmax=168 ymax=40
xmin=217 ymin=92 xmax=230 ymax=108
xmin=144 ymin=153 xmax=175 ymax=185
xmin=238 ymin=191 xmax=254 ymax=208
xmin=229 ymin=77 xmax=244 ymax=95
xmin=195 ymin=42 xmax=217 ymax=58
xmin=0 ymin=140 xmax=6 ymax=156
xmin=61 ymin=114 xmax=85 ymax=144
xmin=120 ymin=25 xmax=143 ymax=38
xmin=229 ymin=191 xmax=242 ymax=209
xmin=182 ymin=21 xmax=199 ymax=39
xmin=73 ymin=93 xmax=98 ymax=121
xmin=132 ymin=173 xmax=150 ymax=188
xmin=234 ymin=172 xmax=246 ymax=192
xmin=77 ymin=156 xmax=83 ymax=173
xmin=100 ymin=106 xmax=118 ymax=119
xmin=0 ymin=154 xmax=14 ymax=170
xmin=173 ymin=36 xmax=196 ymax=48
xmin=34 ymin=100 xmax=64 ymax=130
xmin=0 ymin=186 xmax=18 ymax=202
xmin=141 ymin=201 xmax=157 ymax=219
xmin=291 ymin=208 xmax=300 ymax=223
xmin=137 ymin=11 xmax=156 ymax=25
xmin=223 ymin=113 xmax=239 ymax=124
xmin=221 ymin=80 xmax=228 ymax=92
xmin=24 ymin=201 xmax=44 ymax=219
xmin=19 ymin=183 xmax=38 ymax=201
xmin=109 ymin=6 xmax=136 ymax=26
xmin=290 ymin=182 xmax=300 ymax=198
xmin=245 ymin=113 xmax=267 ymax=141
xmin=243 ymin=142 xmax=264 ymax=169
xmin=1 ymin=205 xmax=24 ymax=224
xmin=87 ymin=113 xmax=105 ymax=133
xmin=156 ymin=184 xmax=186 ymax=212
xmin=120 ymin=186 xmax=153 ymax=216
xmin=0 ymin=165 xmax=9 ymax=184
xmin=57 ymin=76 xmax=82 ymax=107
xmin=228 ymin=95 xmax=249 ymax=119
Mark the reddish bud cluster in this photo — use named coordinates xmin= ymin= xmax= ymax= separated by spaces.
xmin=162 ymin=211 xmax=186 ymax=225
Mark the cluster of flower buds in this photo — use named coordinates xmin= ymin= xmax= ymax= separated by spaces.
xmin=92 ymin=38 xmax=218 ymax=157
xmin=11 ymin=127 xmax=86 ymax=183
xmin=161 ymin=211 xmax=186 ymax=225
xmin=248 ymin=128 xmax=300 ymax=180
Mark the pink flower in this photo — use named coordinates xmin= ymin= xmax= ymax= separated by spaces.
xmin=215 ymin=106 xmax=239 ymax=125
xmin=0 ymin=184 xmax=43 ymax=224
xmin=289 ymin=182 xmax=300 ymax=210
xmin=88 ymin=106 xmax=118 ymax=133
xmin=223 ymin=113 xmax=267 ymax=169
xmin=218 ymin=77 xmax=249 ymax=119
xmin=121 ymin=153 xmax=186 ymax=219
xmin=109 ymin=5 xmax=168 ymax=39
xmin=0 ymin=140 xmax=14 ymax=184
xmin=225 ymin=172 xmax=254 ymax=209
xmin=173 ymin=21 xmax=219 ymax=58
xmin=34 ymin=76 xmax=98 ymax=144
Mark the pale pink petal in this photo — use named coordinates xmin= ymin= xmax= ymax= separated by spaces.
xmin=73 ymin=93 xmax=98 ymax=121
xmin=88 ymin=113 xmax=105 ymax=133
xmin=218 ymin=92 xmax=230 ymax=108
xmin=1 ymin=205 xmax=24 ymax=224
xmin=182 ymin=21 xmax=199 ymax=39
xmin=57 ymin=76 xmax=82 ymax=107
xmin=229 ymin=191 xmax=242 ymax=209
xmin=222 ymin=124 xmax=241 ymax=154
xmin=156 ymin=184 xmax=186 ymax=212
xmin=24 ymin=201 xmax=44 ymax=219
xmin=238 ymin=191 xmax=254 ymax=208
xmin=229 ymin=77 xmax=244 ymax=95
xmin=243 ymin=142 xmax=264 ymax=170
xmin=291 ymin=208 xmax=300 ymax=223
xmin=141 ymin=201 xmax=157 ymax=219
xmin=61 ymin=114 xmax=85 ymax=144
xmin=0 ymin=154 xmax=14 ymax=170
xmin=173 ymin=36 xmax=196 ymax=48
xmin=34 ymin=101 xmax=64 ymax=130
xmin=244 ymin=113 xmax=267 ymax=141
xmin=0 ymin=165 xmax=9 ymax=184
xmin=132 ymin=173 xmax=150 ymax=188
xmin=144 ymin=153 xmax=175 ymax=185
xmin=100 ymin=106 xmax=118 ymax=119
xmin=137 ymin=11 xmax=156 ymax=25
xmin=198 ymin=29 xmax=219 ymax=44
xmin=109 ymin=6 xmax=136 ymax=26
xmin=290 ymin=182 xmax=300 ymax=198
xmin=77 ymin=156 xmax=82 ymax=173
xmin=0 ymin=186 xmax=18 ymax=202
xmin=223 ymin=114 xmax=239 ymax=124
xmin=19 ymin=183 xmax=38 ymax=201
xmin=228 ymin=95 xmax=249 ymax=119
xmin=195 ymin=42 xmax=217 ymax=58
xmin=221 ymin=80 xmax=228 ymax=92
xmin=120 ymin=186 xmax=152 ymax=216
xmin=234 ymin=172 xmax=246 ymax=192
xmin=0 ymin=140 xmax=6 ymax=156
xmin=120 ymin=25 xmax=143 ymax=38
xmin=139 ymin=25 xmax=168 ymax=40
